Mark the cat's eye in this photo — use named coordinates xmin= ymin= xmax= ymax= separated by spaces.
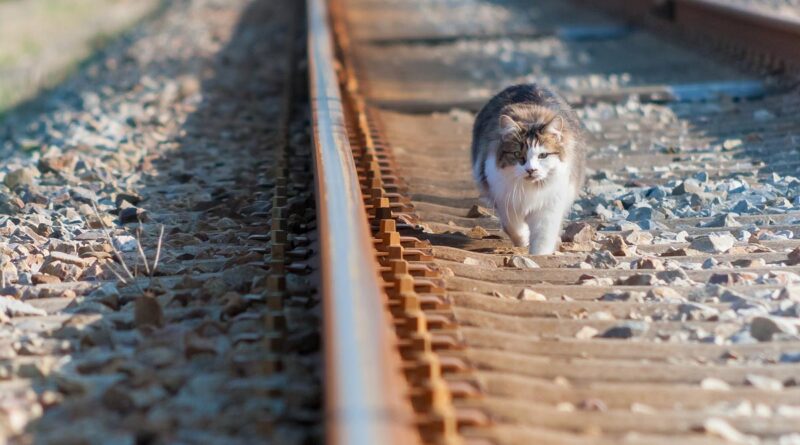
xmin=538 ymin=152 xmax=553 ymax=159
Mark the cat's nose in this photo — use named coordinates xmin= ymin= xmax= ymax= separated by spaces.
xmin=525 ymin=168 xmax=538 ymax=176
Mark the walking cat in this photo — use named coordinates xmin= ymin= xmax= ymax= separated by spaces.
xmin=471 ymin=84 xmax=586 ymax=254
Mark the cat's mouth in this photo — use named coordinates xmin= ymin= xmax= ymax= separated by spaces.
xmin=524 ymin=175 xmax=545 ymax=183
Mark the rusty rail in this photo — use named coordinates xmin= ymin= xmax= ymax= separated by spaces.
xmin=306 ymin=0 xmax=420 ymax=443
xmin=588 ymin=0 xmax=800 ymax=73
xmin=317 ymin=0 xmax=800 ymax=444
xmin=675 ymin=0 xmax=800 ymax=71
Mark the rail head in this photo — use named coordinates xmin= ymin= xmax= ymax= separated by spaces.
xmin=306 ymin=0 xmax=419 ymax=444
xmin=673 ymin=0 xmax=800 ymax=70
xmin=676 ymin=0 xmax=800 ymax=37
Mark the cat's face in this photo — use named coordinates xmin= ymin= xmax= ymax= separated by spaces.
xmin=497 ymin=114 xmax=565 ymax=183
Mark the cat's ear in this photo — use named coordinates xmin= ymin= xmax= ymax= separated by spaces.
xmin=498 ymin=115 xmax=520 ymax=138
xmin=544 ymin=116 xmax=564 ymax=141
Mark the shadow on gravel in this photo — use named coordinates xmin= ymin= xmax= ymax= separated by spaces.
xmin=2 ymin=0 xmax=320 ymax=443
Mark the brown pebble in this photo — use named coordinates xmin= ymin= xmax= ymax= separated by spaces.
xmin=634 ymin=258 xmax=664 ymax=270
xmin=222 ymin=292 xmax=248 ymax=319
xmin=38 ymin=153 xmax=77 ymax=174
xmin=467 ymin=226 xmax=491 ymax=239
xmin=788 ymin=247 xmax=800 ymax=265
xmin=47 ymin=251 xmax=90 ymax=268
xmin=600 ymin=234 xmax=630 ymax=256
xmin=32 ymin=273 xmax=62 ymax=285
xmin=134 ymin=294 xmax=164 ymax=329
xmin=578 ymin=398 xmax=608 ymax=411
xmin=466 ymin=204 xmax=493 ymax=218
xmin=562 ymin=222 xmax=595 ymax=244
xmin=660 ymin=247 xmax=692 ymax=257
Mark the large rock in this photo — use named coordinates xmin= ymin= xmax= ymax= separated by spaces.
xmin=4 ymin=167 xmax=39 ymax=189
xmin=750 ymin=316 xmax=798 ymax=342
xmin=562 ymin=222 xmax=595 ymax=244
xmin=506 ymin=255 xmax=539 ymax=269
xmin=690 ymin=233 xmax=736 ymax=253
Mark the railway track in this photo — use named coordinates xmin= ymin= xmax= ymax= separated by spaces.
xmin=1 ymin=0 xmax=799 ymax=444
xmin=310 ymin=0 xmax=800 ymax=444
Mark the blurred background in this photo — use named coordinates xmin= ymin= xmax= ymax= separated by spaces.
xmin=0 ymin=0 xmax=160 ymax=116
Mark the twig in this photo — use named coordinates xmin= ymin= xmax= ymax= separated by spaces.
xmin=90 ymin=201 xmax=135 ymax=281
xmin=90 ymin=201 xmax=144 ymax=293
xmin=104 ymin=261 xmax=129 ymax=285
xmin=135 ymin=225 xmax=151 ymax=277
xmin=151 ymin=225 xmax=164 ymax=277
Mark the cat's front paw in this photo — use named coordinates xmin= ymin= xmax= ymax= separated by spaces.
xmin=513 ymin=239 xmax=530 ymax=248
xmin=528 ymin=242 xmax=557 ymax=255
xmin=502 ymin=222 xmax=530 ymax=247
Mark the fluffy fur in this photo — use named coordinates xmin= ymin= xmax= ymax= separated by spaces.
xmin=471 ymin=84 xmax=586 ymax=254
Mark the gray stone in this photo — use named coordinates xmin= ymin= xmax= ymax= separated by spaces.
xmin=701 ymin=213 xmax=741 ymax=228
xmin=750 ymin=316 xmax=798 ymax=342
xmin=720 ymin=289 xmax=762 ymax=310
xmin=599 ymin=322 xmax=647 ymax=339
xmin=678 ymin=303 xmax=719 ymax=320
xmin=600 ymin=291 xmax=644 ymax=302
xmin=507 ymin=255 xmax=539 ymax=269
xmin=672 ymin=178 xmax=703 ymax=195
xmin=702 ymin=258 xmax=719 ymax=269
xmin=778 ymin=286 xmax=800 ymax=301
xmin=70 ymin=187 xmax=98 ymax=204
xmin=585 ymin=250 xmax=618 ymax=269
xmin=619 ymin=273 xmax=657 ymax=286
xmin=690 ymin=233 xmax=736 ymax=253
xmin=779 ymin=352 xmax=800 ymax=363
xmin=0 ymin=296 xmax=46 ymax=317
xmin=562 ymin=222 xmax=595 ymax=244
xmin=119 ymin=207 xmax=147 ymax=224
xmin=744 ymin=374 xmax=783 ymax=391
xmin=627 ymin=206 xmax=656 ymax=222
xmin=656 ymin=268 xmax=691 ymax=284
xmin=646 ymin=287 xmax=686 ymax=302
xmin=731 ymin=199 xmax=759 ymax=214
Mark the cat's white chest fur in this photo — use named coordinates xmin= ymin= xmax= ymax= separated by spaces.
xmin=484 ymin=154 xmax=574 ymax=254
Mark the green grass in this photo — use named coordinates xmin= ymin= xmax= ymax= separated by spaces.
xmin=0 ymin=0 xmax=161 ymax=115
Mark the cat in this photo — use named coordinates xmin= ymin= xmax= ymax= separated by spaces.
xmin=471 ymin=84 xmax=586 ymax=255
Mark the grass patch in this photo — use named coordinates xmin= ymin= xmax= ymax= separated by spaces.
xmin=0 ymin=0 xmax=162 ymax=115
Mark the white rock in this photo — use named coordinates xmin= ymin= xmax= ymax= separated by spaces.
xmin=112 ymin=235 xmax=137 ymax=252
xmin=701 ymin=377 xmax=730 ymax=391
xmin=690 ymin=233 xmax=736 ymax=253
xmin=0 ymin=296 xmax=46 ymax=317
xmin=516 ymin=288 xmax=547 ymax=301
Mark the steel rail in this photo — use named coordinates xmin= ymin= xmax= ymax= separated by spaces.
xmin=675 ymin=0 xmax=800 ymax=67
xmin=588 ymin=0 xmax=800 ymax=71
xmin=306 ymin=0 xmax=419 ymax=444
